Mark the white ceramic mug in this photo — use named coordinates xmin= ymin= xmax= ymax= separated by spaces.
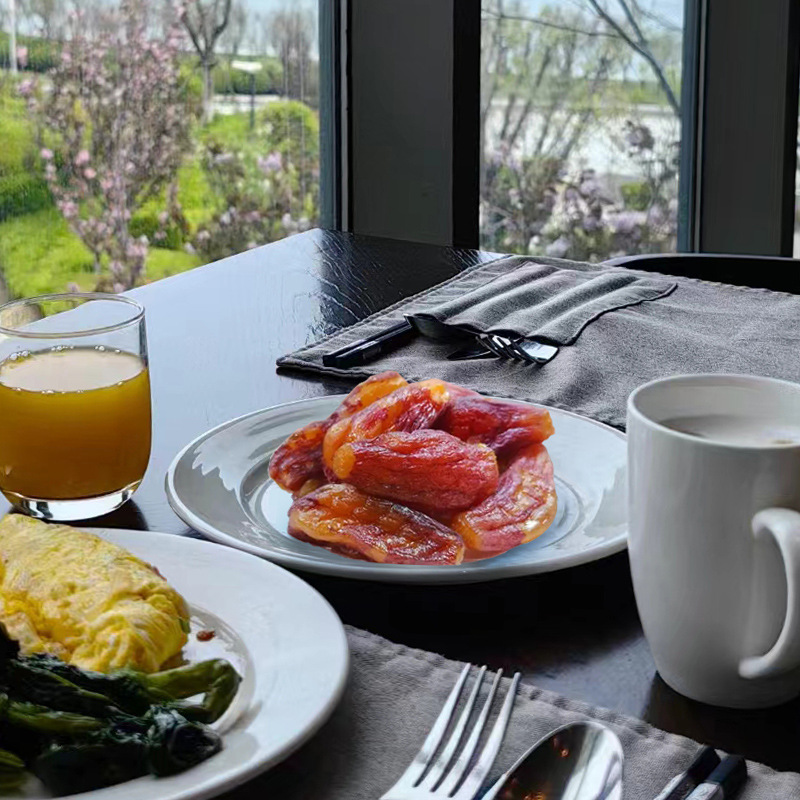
xmin=627 ymin=374 xmax=800 ymax=708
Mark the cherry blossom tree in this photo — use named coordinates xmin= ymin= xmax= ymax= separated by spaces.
xmin=20 ymin=0 xmax=195 ymax=292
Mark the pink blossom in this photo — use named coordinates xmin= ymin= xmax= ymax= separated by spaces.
xmin=84 ymin=168 xmax=97 ymax=180
xmin=257 ymin=152 xmax=282 ymax=174
xmin=74 ymin=150 xmax=90 ymax=166
xmin=59 ymin=201 xmax=79 ymax=219
xmin=40 ymin=148 xmax=53 ymax=160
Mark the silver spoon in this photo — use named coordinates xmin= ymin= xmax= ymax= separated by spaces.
xmin=483 ymin=721 xmax=624 ymax=800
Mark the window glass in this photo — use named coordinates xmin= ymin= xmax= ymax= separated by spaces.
xmin=480 ymin=0 xmax=683 ymax=261
xmin=0 ymin=0 xmax=320 ymax=300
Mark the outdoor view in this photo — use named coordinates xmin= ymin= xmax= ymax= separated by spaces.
xmin=480 ymin=0 xmax=683 ymax=261
xmin=0 ymin=0 xmax=320 ymax=302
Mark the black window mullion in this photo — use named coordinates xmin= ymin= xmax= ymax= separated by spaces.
xmin=693 ymin=0 xmax=800 ymax=258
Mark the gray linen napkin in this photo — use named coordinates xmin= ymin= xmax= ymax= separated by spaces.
xmin=411 ymin=262 xmax=676 ymax=344
xmin=227 ymin=627 xmax=800 ymax=799
xmin=277 ymin=255 xmax=800 ymax=430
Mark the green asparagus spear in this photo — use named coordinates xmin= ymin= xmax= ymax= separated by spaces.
xmin=145 ymin=659 xmax=241 ymax=723
xmin=0 ymin=748 xmax=26 ymax=791
xmin=24 ymin=656 xmax=241 ymax=723
xmin=0 ymin=693 xmax=104 ymax=736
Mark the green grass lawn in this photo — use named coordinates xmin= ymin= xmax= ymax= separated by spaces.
xmin=0 ymin=83 xmax=36 ymax=178
xmin=0 ymin=116 xmax=219 ymax=298
xmin=0 ymin=208 xmax=201 ymax=297
xmin=0 ymin=96 xmax=314 ymax=299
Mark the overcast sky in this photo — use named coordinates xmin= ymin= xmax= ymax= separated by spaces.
xmin=239 ymin=0 xmax=683 ymax=27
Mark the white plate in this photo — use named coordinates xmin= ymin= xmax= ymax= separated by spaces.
xmin=166 ymin=395 xmax=627 ymax=584
xmin=21 ymin=529 xmax=349 ymax=800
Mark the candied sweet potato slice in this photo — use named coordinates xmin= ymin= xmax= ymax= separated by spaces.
xmin=451 ymin=443 xmax=557 ymax=557
xmin=268 ymin=420 xmax=328 ymax=494
xmin=332 ymin=429 xmax=498 ymax=512
xmin=292 ymin=477 xmax=326 ymax=498
xmin=436 ymin=395 xmax=554 ymax=458
xmin=330 ymin=371 xmax=409 ymax=423
xmin=288 ymin=483 xmax=465 ymax=565
xmin=268 ymin=371 xmax=407 ymax=492
xmin=322 ymin=379 xmax=450 ymax=470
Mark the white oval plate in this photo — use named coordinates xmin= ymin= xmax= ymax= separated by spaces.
xmin=21 ymin=529 xmax=349 ymax=800
xmin=166 ymin=395 xmax=627 ymax=584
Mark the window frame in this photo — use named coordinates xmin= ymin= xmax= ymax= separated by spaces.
xmin=682 ymin=0 xmax=800 ymax=257
xmin=339 ymin=0 xmax=800 ymax=258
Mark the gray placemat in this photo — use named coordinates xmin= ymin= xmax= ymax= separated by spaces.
xmin=277 ymin=255 xmax=800 ymax=430
xmin=411 ymin=261 xmax=676 ymax=344
xmin=230 ymin=626 xmax=800 ymax=799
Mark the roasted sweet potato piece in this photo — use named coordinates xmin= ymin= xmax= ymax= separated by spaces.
xmin=322 ymin=379 xmax=451 ymax=470
xmin=331 ymin=371 xmax=409 ymax=421
xmin=268 ymin=371 xmax=407 ymax=492
xmin=451 ymin=443 xmax=557 ymax=557
xmin=436 ymin=395 xmax=554 ymax=459
xmin=292 ymin=477 xmax=326 ymax=498
xmin=288 ymin=483 xmax=465 ymax=564
xmin=332 ymin=429 xmax=498 ymax=512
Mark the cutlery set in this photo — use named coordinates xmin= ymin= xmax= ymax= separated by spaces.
xmin=322 ymin=316 xmax=558 ymax=369
xmin=383 ymin=665 xmax=748 ymax=800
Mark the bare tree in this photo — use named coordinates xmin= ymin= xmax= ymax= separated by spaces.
xmin=23 ymin=0 xmax=65 ymax=40
xmin=585 ymin=0 xmax=680 ymax=117
xmin=481 ymin=0 xmax=624 ymax=251
xmin=269 ymin=7 xmax=314 ymax=102
xmin=246 ymin=11 xmax=268 ymax=56
xmin=219 ymin=0 xmax=246 ymax=57
xmin=483 ymin=0 xmax=680 ymax=119
xmin=182 ymin=0 xmax=232 ymax=122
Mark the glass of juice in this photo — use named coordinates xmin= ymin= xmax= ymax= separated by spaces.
xmin=0 ymin=293 xmax=151 ymax=520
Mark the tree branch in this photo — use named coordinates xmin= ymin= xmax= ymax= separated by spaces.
xmin=211 ymin=0 xmax=232 ymax=44
xmin=586 ymin=0 xmax=680 ymax=117
xmin=482 ymin=7 xmax=620 ymax=39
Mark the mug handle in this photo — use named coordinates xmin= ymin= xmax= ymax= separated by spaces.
xmin=739 ymin=508 xmax=800 ymax=680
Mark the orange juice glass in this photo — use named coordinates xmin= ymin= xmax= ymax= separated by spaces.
xmin=0 ymin=293 xmax=151 ymax=520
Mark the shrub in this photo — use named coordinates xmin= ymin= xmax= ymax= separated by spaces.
xmin=0 ymin=33 xmax=59 ymax=73
xmin=129 ymin=211 xmax=186 ymax=250
xmin=261 ymin=100 xmax=319 ymax=165
xmin=213 ymin=59 xmax=283 ymax=95
xmin=620 ymin=181 xmax=652 ymax=211
xmin=0 ymin=173 xmax=51 ymax=221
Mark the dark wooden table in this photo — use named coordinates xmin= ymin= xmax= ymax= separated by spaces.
xmin=4 ymin=229 xmax=800 ymax=776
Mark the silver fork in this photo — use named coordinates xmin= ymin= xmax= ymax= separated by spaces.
xmin=380 ymin=664 xmax=521 ymax=800
xmin=477 ymin=333 xmax=557 ymax=365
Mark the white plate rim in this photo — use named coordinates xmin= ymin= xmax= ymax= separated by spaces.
xmin=165 ymin=395 xmax=628 ymax=584
xmin=42 ymin=528 xmax=350 ymax=800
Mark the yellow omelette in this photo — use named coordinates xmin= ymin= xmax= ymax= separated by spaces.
xmin=0 ymin=515 xmax=189 ymax=673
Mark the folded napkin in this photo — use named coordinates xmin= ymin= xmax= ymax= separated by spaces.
xmin=278 ymin=254 xmax=800 ymax=430
xmin=228 ymin=627 xmax=800 ymax=799
xmin=411 ymin=262 xmax=676 ymax=344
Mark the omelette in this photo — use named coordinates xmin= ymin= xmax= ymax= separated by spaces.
xmin=0 ymin=515 xmax=189 ymax=673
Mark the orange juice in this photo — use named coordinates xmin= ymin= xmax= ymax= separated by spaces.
xmin=0 ymin=347 xmax=151 ymax=500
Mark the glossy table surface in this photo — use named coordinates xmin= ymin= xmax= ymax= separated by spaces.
xmin=3 ymin=229 xmax=799 ymax=778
